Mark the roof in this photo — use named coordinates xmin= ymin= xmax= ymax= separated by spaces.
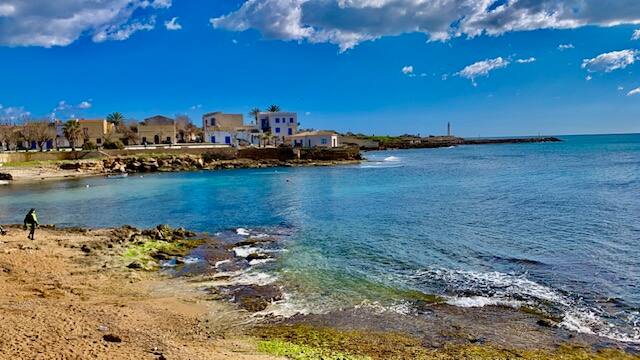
xmin=203 ymin=112 xmax=242 ymax=117
xmin=288 ymin=131 xmax=337 ymax=138
xmin=77 ymin=119 xmax=106 ymax=123
xmin=142 ymin=115 xmax=174 ymax=126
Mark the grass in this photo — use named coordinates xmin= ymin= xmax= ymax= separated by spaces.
xmin=123 ymin=238 xmax=203 ymax=270
xmin=254 ymin=324 xmax=640 ymax=360
xmin=257 ymin=340 xmax=369 ymax=360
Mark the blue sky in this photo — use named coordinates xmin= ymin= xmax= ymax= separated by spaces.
xmin=1 ymin=0 xmax=640 ymax=136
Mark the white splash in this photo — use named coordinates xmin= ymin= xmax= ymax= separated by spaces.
xmin=236 ymin=228 xmax=250 ymax=236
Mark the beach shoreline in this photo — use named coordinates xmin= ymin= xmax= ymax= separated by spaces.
xmin=0 ymin=224 xmax=637 ymax=359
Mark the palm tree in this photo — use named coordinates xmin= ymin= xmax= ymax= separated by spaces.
xmin=106 ymin=112 xmax=124 ymax=126
xmin=267 ymin=105 xmax=280 ymax=112
xmin=249 ymin=107 xmax=261 ymax=123
xmin=63 ymin=120 xmax=82 ymax=151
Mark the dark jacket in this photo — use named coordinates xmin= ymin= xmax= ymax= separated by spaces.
xmin=24 ymin=212 xmax=38 ymax=227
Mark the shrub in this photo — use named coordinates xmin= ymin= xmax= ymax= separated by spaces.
xmin=103 ymin=139 xmax=125 ymax=150
xmin=82 ymin=141 xmax=97 ymax=150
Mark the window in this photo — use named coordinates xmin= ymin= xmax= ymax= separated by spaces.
xmin=225 ymin=136 xmax=231 ymax=144
xmin=321 ymin=138 xmax=328 ymax=145
xmin=97 ymin=138 xmax=102 ymax=144
xmin=275 ymin=118 xmax=280 ymax=123
xmin=275 ymin=128 xmax=281 ymax=133
xmin=211 ymin=118 xmax=216 ymax=126
xmin=212 ymin=136 xmax=216 ymax=143
xmin=166 ymin=137 xmax=171 ymax=143
xmin=288 ymin=128 xmax=292 ymax=135
xmin=289 ymin=118 xmax=294 ymax=123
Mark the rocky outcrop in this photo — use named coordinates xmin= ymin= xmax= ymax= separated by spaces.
xmin=0 ymin=173 xmax=13 ymax=181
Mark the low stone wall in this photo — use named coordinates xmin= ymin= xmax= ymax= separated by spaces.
xmin=0 ymin=151 xmax=100 ymax=163
xmin=300 ymin=146 xmax=361 ymax=161
xmin=238 ymin=147 xmax=295 ymax=161
xmin=105 ymin=147 xmax=237 ymax=158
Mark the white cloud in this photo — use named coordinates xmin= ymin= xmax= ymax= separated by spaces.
xmin=632 ymin=29 xmax=640 ymax=40
xmin=581 ymin=49 xmax=638 ymax=73
xmin=93 ymin=16 xmax=156 ymax=42
xmin=50 ymin=100 xmax=92 ymax=118
xmin=78 ymin=101 xmax=92 ymax=109
xmin=211 ymin=0 xmax=640 ymax=51
xmin=0 ymin=3 xmax=16 ymax=17
xmin=586 ymin=75 xmax=592 ymax=81
xmin=618 ymin=85 xmax=624 ymax=90
xmin=627 ymin=87 xmax=640 ymax=96
xmin=516 ymin=57 xmax=536 ymax=63
xmin=401 ymin=65 xmax=414 ymax=75
xmin=558 ymin=43 xmax=575 ymax=50
xmin=164 ymin=16 xmax=181 ymax=30
xmin=0 ymin=0 xmax=171 ymax=47
xmin=0 ymin=104 xmax=31 ymax=123
xmin=456 ymin=57 xmax=510 ymax=86
xmin=189 ymin=104 xmax=202 ymax=110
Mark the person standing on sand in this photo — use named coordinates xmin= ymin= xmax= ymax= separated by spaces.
xmin=23 ymin=209 xmax=39 ymax=240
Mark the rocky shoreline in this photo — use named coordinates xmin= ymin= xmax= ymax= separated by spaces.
xmin=0 ymin=153 xmax=361 ymax=183
xmin=0 ymin=224 xmax=638 ymax=359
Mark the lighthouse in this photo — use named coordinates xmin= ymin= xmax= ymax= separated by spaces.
xmin=447 ymin=122 xmax=451 ymax=136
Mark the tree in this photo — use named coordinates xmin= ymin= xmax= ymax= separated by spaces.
xmin=249 ymin=107 xmax=261 ymax=123
xmin=0 ymin=125 xmax=18 ymax=151
xmin=267 ymin=105 xmax=281 ymax=112
xmin=63 ymin=120 xmax=82 ymax=151
xmin=106 ymin=112 xmax=124 ymax=126
xmin=23 ymin=121 xmax=55 ymax=151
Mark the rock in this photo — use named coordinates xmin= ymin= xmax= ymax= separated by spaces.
xmin=0 ymin=173 xmax=13 ymax=181
xmin=102 ymin=334 xmax=122 ymax=343
xmin=246 ymin=253 xmax=269 ymax=262
xmin=80 ymin=244 xmax=91 ymax=253
xmin=214 ymin=285 xmax=283 ymax=312
xmin=536 ymin=318 xmax=558 ymax=328
xmin=127 ymin=261 xmax=143 ymax=269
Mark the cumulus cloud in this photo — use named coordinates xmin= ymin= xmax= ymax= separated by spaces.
xmin=401 ymin=65 xmax=414 ymax=75
xmin=581 ymin=49 xmax=638 ymax=73
xmin=0 ymin=104 xmax=31 ymax=123
xmin=211 ymin=0 xmax=640 ymax=51
xmin=0 ymin=0 xmax=171 ymax=47
xmin=558 ymin=43 xmax=575 ymax=50
xmin=164 ymin=16 xmax=181 ymax=30
xmin=516 ymin=57 xmax=536 ymax=63
xmin=456 ymin=57 xmax=510 ymax=86
xmin=632 ymin=29 xmax=640 ymax=40
xmin=627 ymin=87 xmax=640 ymax=96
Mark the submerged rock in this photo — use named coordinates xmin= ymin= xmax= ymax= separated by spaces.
xmin=214 ymin=284 xmax=283 ymax=312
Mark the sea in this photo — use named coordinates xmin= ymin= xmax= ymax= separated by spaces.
xmin=1 ymin=134 xmax=639 ymax=343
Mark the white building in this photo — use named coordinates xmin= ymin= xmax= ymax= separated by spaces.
xmin=289 ymin=131 xmax=339 ymax=148
xmin=203 ymin=112 xmax=261 ymax=146
xmin=257 ymin=112 xmax=298 ymax=144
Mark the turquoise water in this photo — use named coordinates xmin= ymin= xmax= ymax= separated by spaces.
xmin=1 ymin=134 xmax=639 ymax=342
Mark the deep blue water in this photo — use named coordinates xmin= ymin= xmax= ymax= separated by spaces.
xmin=1 ymin=134 xmax=639 ymax=342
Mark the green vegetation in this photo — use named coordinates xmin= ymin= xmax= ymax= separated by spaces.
xmin=257 ymin=340 xmax=369 ymax=360
xmin=254 ymin=324 xmax=640 ymax=360
xmin=103 ymin=139 xmax=125 ymax=150
xmin=106 ymin=112 xmax=125 ymax=126
xmin=123 ymin=238 xmax=203 ymax=270
xmin=62 ymin=120 xmax=82 ymax=151
xmin=82 ymin=141 xmax=97 ymax=151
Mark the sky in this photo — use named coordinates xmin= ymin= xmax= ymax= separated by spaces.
xmin=1 ymin=0 xmax=640 ymax=137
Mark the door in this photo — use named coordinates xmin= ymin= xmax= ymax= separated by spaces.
xmin=225 ymin=136 xmax=231 ymax=144
xmin=154 ymin=135 xmax=160 ymax=144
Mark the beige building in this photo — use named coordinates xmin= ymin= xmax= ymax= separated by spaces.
xmin=289 ymin=131 xmax=339 ymax=148
xmin=202 ymin=112 xmax=244 ymax=144
xmin=138 ymin=115 xmax=177 ymax=145
xmin=78 ymin=119 xmax=114 ymax=146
